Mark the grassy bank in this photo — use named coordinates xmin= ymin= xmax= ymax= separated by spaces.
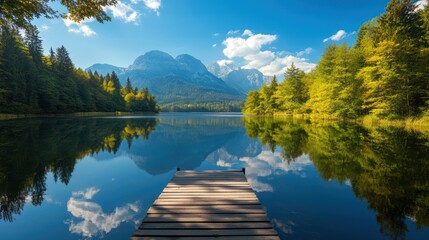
xmin=248 ymin=112 xmax=429 ymax=133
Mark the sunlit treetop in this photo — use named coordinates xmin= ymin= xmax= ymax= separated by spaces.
xmin=0 ymin=0 xmax=117 ymax=30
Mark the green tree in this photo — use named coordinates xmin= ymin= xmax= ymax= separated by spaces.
xmin=274 ymin=63 xmax=307 ymax=113
xmin=357 ymin=0 xmax=427 ymax=118
xmin=0 ymin=0 xmax=117 ymax=30
xmin=243 ymin=90 xmax=262 ymax=114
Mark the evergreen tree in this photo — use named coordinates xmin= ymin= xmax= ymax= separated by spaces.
xmin=274 ymin=63 xmax=307 ymax=113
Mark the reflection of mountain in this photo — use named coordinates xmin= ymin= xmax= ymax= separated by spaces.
xmin=243 ymin=117 xmax=429 ymax=239
xmin=128 ymin=117 xmax=246 ymax=175
xmin=0 ymin=117 xmax=157 ymax=222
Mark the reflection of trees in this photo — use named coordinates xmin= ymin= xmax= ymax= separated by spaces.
xmin=244 ymin=117 xmax=429 ymax=239
xmin=244 ymin=117 xmax=308 ymax=163
xmin=0 ymin=117 xmax=157 ymax=222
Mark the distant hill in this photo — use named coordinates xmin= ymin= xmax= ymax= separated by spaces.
xmin=208 ymin=62 xmax=271 ymax=95
xmin=86 ymin=51 xmax=244 ymax=104
xmin=86 ymin=63 xmax=125 ymax=76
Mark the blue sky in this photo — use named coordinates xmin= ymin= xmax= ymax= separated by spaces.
xmin=33 ymin=0 xmax=400 ymax=76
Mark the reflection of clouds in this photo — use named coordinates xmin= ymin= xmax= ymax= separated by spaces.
xmin=217 ymin=160 xmax=232 ymax=167
xmin=344 ymin=179 xmax=352 ymax=187
xmin=272 ymin=218 xmax=294 ymax=235
xmin=240 ymin=148 xmax=312 ymax=192
xmin=66 ymin=187 xmax=140 ymax=238
xmin=208 ymin=145 xmax=312 ymax=192
xmin=206 ymin=148 xmax=239 ymax=166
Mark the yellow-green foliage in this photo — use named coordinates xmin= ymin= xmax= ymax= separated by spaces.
xmin=243 ymin=0 xmax=429 ymax=123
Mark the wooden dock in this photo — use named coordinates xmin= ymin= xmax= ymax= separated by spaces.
xmin=132 ymin=169 xmax=280 ymax=240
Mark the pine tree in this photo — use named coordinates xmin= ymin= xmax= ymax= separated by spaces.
xmin=274 ymin=63 xmax=307 ymax=113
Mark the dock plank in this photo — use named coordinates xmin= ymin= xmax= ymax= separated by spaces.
xmin=131 ymin=170 xmax=279 ymax=239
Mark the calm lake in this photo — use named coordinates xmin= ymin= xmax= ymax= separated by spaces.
xmin=1 ymin=113 xmax=428 ymax=240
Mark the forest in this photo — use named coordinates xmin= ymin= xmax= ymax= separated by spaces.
xmin=244 ymin=117 xmax=429 ymax=239
xmin=244 ymin=0 xmax=429 ymax=121
xmin=0 ymin=117 xmax=158 ymax=222
xmin=161 ymin=101 xmax=243 ymax=112
xmin=0 ymin=27 xmax=159 ymax=114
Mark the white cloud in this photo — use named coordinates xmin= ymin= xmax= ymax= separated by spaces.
xmin=63 ymin=17 xmax=96 ymax=37
xmin=217 ymin=59 xmax=234 ymax=67
xmin=258 ymin=55 xmax=316 ymax=76
xmin=227 ymin=30 xmax=240 ymax=35
xmin=213 ymin=33 xmax=219 ymax=37
xmin=323 ymin=30 xmax=348 ymax=42
xmin=223 ymin=33 xmax=277 ymax=58
xmin=143 ymin=0 xmax=161 ymax=15
xmin=132 ymin=0 xmax=161 ymax=15
xmin=296 ymin=47 xmax=312 ymax=57
xmin=220 ymin=30 xmax=315 ymax=76
xmin=416 ymin=0 xmax=428 ymax=11
xmin=242 ymin=29 xmax=254 ymax=37
xmin=66 ymin=187 xmax=140 ymax=238
xmin=104 ymin=1 xmax=140 ymax=24
xmin=212 ymin=44 xmax=217 ymax=47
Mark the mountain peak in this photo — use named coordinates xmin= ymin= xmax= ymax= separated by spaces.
xmin=176 ymin=54 xmax=207 ymax=73
xmin=131 ymin=50 xmax=177 ymax=70
xmin=85 ymin=63 xmax=124 ymax=76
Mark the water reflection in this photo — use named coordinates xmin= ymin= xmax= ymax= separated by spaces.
xmin=0 ymin=117 xmax=157 ymax=222
xmin=66 ymin=187 xmax=140 ymax=238
xmin=126 ymin=117 xmax=244 ymax=175
xmin=243 ymin=117 xmax=429 ymax=239
xmin=0 ymin=114 xmax=428 ymax=240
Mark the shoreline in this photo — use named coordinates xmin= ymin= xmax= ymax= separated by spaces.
xmin=0 ymin=111 xmax=159 ymax=120
xmin=244 ymin=113 xmax=429 ymax=133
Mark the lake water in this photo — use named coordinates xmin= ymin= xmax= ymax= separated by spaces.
xmin=0 ymin=113 xmax=428 ymax=240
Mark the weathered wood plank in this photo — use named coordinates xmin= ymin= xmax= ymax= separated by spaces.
xmin=133 ymin=228 xmax=279 ymax=237
xmin=132 ymin=170 xmax=279 ymax=239
xmin=147 ymin=206 xmax=265 ymax=214
xmin=163 ymin=189 xmax=254 ymax=193
xmin=153 ymin=200 xmax=261 ymax=205
xmin=143 ymin=213 xmax=270 ymax=223
xmin=132 ymin=236 xmax=280 ymax=240
xmin=139 ymin=222 xmax=273 ymax=229
xmin=154 ymin=200 xmax=261 ymax=205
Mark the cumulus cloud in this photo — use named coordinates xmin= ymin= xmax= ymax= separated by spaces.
xmin=415 ymin=0 xmax=428 ymax=10
xmin=66 ymin=187 xmax=140 ymax=238
xmin=212 ymin=44 xmax=217 ymax=47
xmin=258 ymin=55 xmax=316 ymax=76
xmin=296 ymin=47 xmax=312 ymax=57
xmin=143 ymin=0 xmax=161 ymax=15
xmin=213 ymin=33 xmax=219 ymax=37
xmin=223 ymin=33 xmax=277 ymax=58
xmin=323 ymin=29 xmax=356 ymax=43
xmin=242 ymin=29 xmax=254 ymax=37
xmin=104 ymin=1 xmax=140 ymax=24
xmin=220 ymin=30 xmax=315 ymax=76
xmin=131 ymin=0 xmax=161 ymax=15
xmin=63 ymin=17 xmax=96 ymax=37
xmin=217 ymin=59 xmax=234 ymax=67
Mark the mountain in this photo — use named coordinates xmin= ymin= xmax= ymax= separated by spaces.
xmin=207 ymin=62 xmax=237 ymax=79
xmin=86 ymin=64 xmax=125 ymax=76
xmin=86 ymin=51 xmax=243 ymax=104
xmin=208 ymin=62 xmax=270 ymax=95
xmin=223 ymin=69 xmax=268 ymax=94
